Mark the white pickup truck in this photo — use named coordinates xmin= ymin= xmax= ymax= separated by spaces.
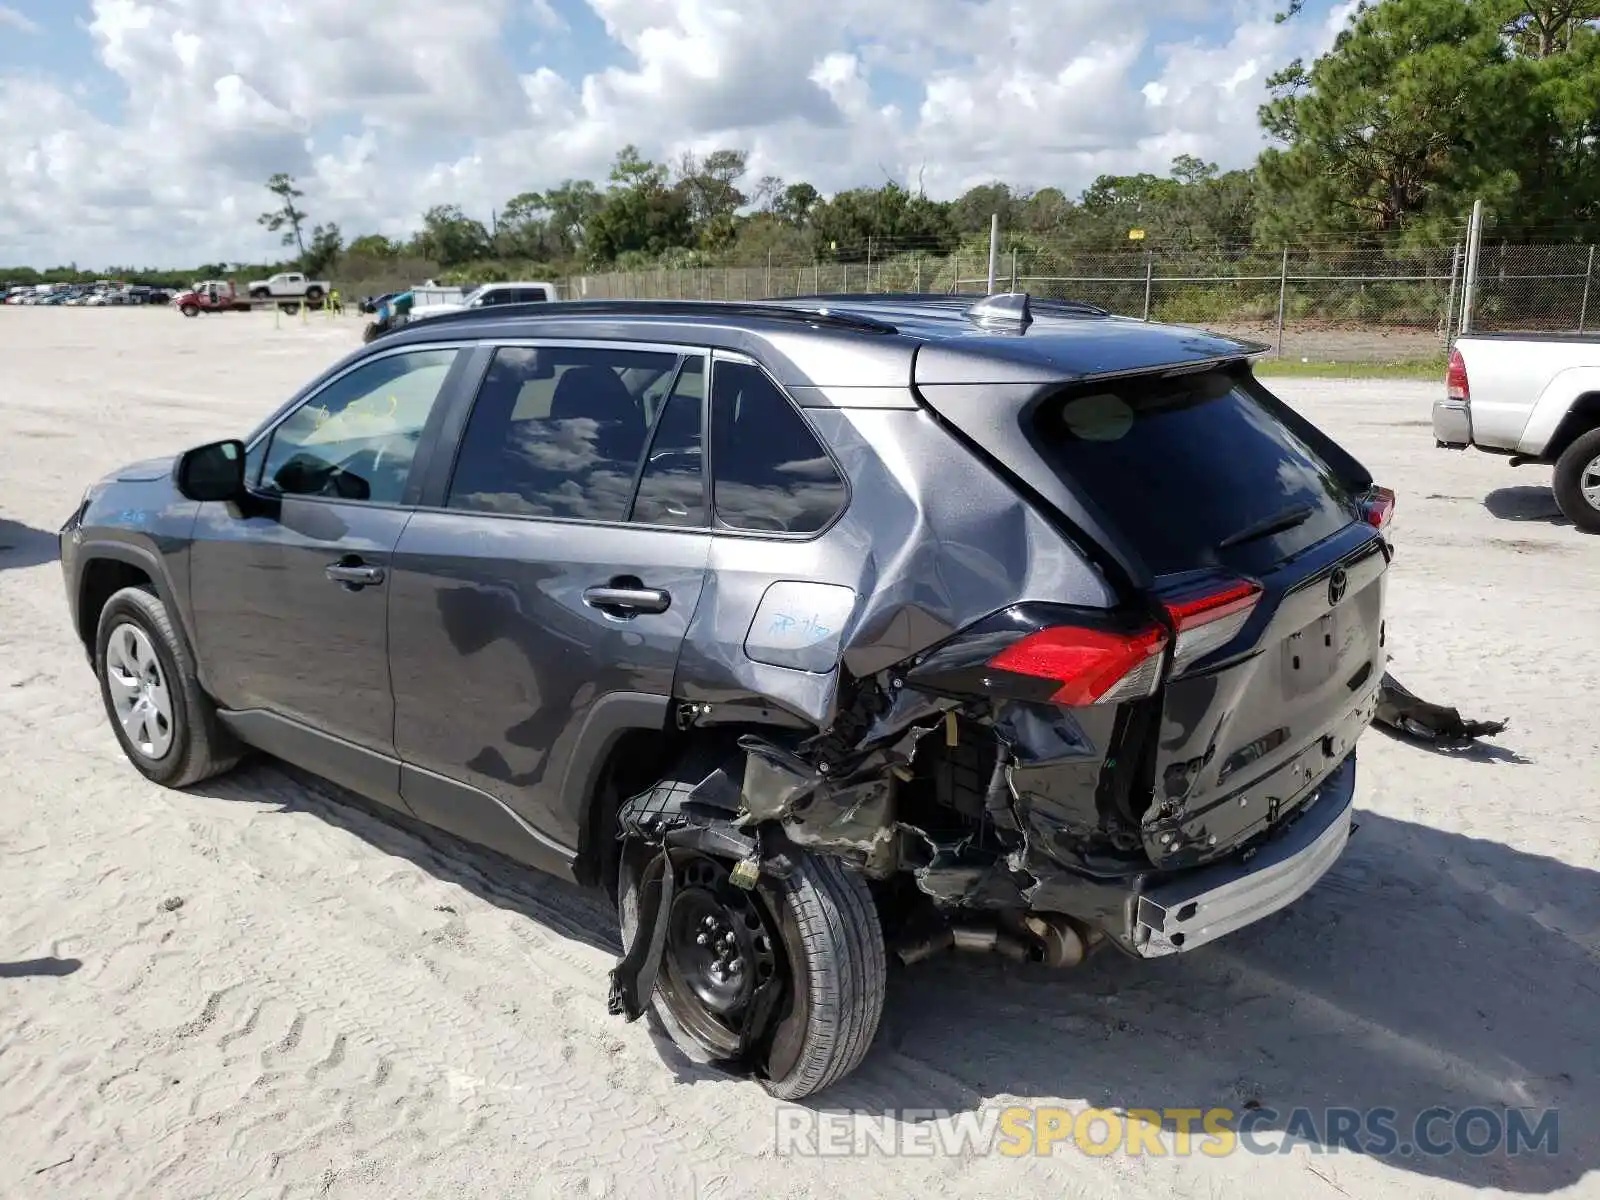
xmin=407 ymin=281 xmax=555 ymax=322
xmin=246 ymin=272 xmax=329 ymax=302
xmin=1435 ymin=334 xmax=1600 ymax=532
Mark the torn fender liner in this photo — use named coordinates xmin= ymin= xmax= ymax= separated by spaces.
xmin=608 ymin=849 xmax=676 ymax=1021
xmin=784 ymin=777 xmax=899 ymax=876
xmin=1374 ymin=672 xmax=1508 ymax=744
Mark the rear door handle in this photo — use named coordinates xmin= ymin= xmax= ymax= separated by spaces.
xmin=326 ymin=561 xmax=385 ymax=588
xmin=583 ymin=585 xmax=670 ymax=615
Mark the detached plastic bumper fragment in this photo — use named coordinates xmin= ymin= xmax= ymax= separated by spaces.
xmin=1374 ymin=672 xmax=1507 ymax=744
xmin=1433 ymin=398 xmax=1471 ymax=448
xmin=1132 ymin=754 xmax=1356 ymax=958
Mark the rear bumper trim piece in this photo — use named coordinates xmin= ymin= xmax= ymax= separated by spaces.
xmin=1432 ymin=398 xmax=1471 ymax=448
xmin=1132 ymin=754 xmax=1355 ymax=958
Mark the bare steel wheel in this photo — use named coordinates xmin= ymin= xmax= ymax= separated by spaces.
xmin=657 ymin=853 xmax=781 ymax=1057
xmin=104 ymin=622 xmax=174 ymax=760
xmin=618 ymin=835 xmax=886 ymax=1099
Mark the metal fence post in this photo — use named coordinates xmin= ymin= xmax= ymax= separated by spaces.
xmin=987 ymin=214 xmax=1000 ymax=293
xmin=1442 ymin=242 xmax=1462 ymax=346
xmin=1275 ymin=246 xmax=1290 ymax=357
xmin=814 ymin=263 xmax=820 ymax=293
xmin=1580 ymin=246 xmax=1595 ymax=333
xmin=916 ymin=255 xmax=922 ymax=294
xmin=1461 ymin=198 xmax=1484 ymax=333
xmin=1142 ymin=250 xmax=1154 ymax=322
xmin=843 ymin=263 xmax=849 ymax=293
xmin=765 ymin=251 xmax=772 ymax=298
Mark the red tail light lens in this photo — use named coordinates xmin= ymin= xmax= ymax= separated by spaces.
xmin=1446 ymin=349 xmax=1469 ymax=402
xmin=1359 ymin=485 xmax=1395 ymax=530
xmin=1162 ymin=579 xmax=1263 ymax=673
xmin=988 ymin=624 xmax=1167 ymax=707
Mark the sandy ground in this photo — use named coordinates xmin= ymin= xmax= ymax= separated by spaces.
xmin=0 ymin=306 xmax=1596 ymax=1200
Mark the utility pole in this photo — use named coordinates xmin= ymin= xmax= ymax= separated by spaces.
xmin=1461 ymin=199 xmax=1485 ymax=334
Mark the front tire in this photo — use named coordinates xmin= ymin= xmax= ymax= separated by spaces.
xmin=95 ymin=586 xmax=241 ymax=788
xmin=619 ymin=842 xmax=886 ymax=1099
xmin=179 ymin=303 xmax=199 ymax=318
xmin=1552 ymin=427 xmax=1600 ymax=533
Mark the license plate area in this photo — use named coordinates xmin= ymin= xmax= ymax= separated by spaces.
xmin=1281 ymin=601 xmax=1361 ymax=696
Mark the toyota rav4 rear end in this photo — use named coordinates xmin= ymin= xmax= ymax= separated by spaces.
xmin=609 ymin=295 xmax=1391 ymax=1097
xmin=697 ymin=298 xmax=1392 ymax=967
xmin=899 ymin=325 xmax=1392 ymax=959
xmin=894 ymin=310 xmax=1387 ymax=957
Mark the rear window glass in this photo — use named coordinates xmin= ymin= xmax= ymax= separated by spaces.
xmin=1035 ymin=371 xmax=1356 ymax=574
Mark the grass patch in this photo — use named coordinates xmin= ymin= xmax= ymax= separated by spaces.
xmin=1252 ymin=356 xmax=1446 ymax=381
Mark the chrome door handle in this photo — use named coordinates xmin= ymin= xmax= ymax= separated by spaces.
xmin=326 ymin=562 xmax=385 ymax=587
xmin=583 ymin=586 xmax=670 ymax=615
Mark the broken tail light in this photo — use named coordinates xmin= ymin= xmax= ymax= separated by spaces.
xmin=987 ymin=624 xmax=1168 ymax=706
xmin=1161 ymin=578 xmax=1264 ymax=674
xmin=1359 ymin=485 xmax=1395 ymax=530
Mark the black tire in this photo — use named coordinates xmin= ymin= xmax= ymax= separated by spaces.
xmin=1552 ymin=427 xmax=1600 ymax=533
xmin=304 ymin=286 xmax=324 ymax=302
xmin=249 ymin=288 xmax=270 ymax=300
xmin=362 ymin=321 xmax=382 ymax=343
xmin=619 ymin=842 xmax=886 ymax=1100
xmin=95 ymin=586 xmax=241 ymax=788
xmin=179 ymin=303 xmax=199 ymax=318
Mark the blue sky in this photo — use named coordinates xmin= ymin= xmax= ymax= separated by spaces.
xmin=0 ymin=1 xmax=1357 ymax=266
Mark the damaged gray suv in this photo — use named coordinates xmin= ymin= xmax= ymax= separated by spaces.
xmin=59 ymin=294 xmax=1394 ymax=1099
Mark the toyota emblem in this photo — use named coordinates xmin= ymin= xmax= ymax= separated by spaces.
xmin=1328 ymin=566 xmax=1349 ymax=606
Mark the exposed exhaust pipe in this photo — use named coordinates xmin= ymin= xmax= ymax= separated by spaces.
xmin=1023 ymin=914 xmax=1088 ymax=969
xmin=897 ymin=915 xmax=1088 ymax=968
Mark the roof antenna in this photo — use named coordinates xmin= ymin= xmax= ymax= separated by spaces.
xmin=964 ymin=291 xmax=1032 ymax=331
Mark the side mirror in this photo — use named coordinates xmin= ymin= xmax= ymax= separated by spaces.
xmin=174 ymin=439 xmax=247 ymax=502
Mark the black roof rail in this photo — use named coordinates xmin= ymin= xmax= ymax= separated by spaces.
xmin=390 ymin=297 xmax=899 ymax=336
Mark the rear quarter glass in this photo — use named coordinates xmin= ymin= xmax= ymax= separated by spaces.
xmin=1033 ymin=370 xmax=1357 ymax=576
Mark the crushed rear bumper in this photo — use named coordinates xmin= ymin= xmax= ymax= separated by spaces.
xmin=1130 ymin=753 xmax=1356 ymax=957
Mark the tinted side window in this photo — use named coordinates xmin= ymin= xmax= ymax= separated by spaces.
xmin=631 ymin=358 xmax=706 ymax=528
xmin=258 ymin=347 xmax=458 ymax=504
xmin=446 ymin=345 xmax=678 ymax=522
xmin=709 ymin=361 xmax=846 ymax=534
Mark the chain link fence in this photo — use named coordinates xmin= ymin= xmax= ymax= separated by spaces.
xmin=559 ymin=238 xmax=1600 ymax=363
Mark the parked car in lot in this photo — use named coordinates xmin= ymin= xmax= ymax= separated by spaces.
xmin=1436 ymin=334 xmax=1600 ymax=531
xmin=59 ymin=294 xmax=1393 ymax=1099
xmin=407 ymin=281 xmax=557 ymax=322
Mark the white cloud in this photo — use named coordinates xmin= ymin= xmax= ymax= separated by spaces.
xmin=0 ymin=0 xmax=1356 ymax=267
xmin=0 ymin=4 xmax=41 ymax=34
